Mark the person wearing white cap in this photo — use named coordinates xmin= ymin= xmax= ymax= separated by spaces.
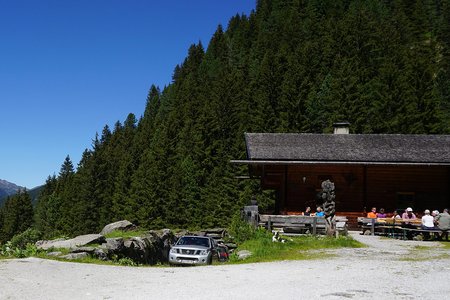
xmin=432 ymin=210 xmax=440 ymax=221
xmin=422 ymin=209 xmax=437 ymax=240
xmin=402 ymin=207 xmax=416 ymax=220
xmin=401 ymin=207 xmax=417 ymax=239
xmin=421 ymin=210 xmax=435 ymax=229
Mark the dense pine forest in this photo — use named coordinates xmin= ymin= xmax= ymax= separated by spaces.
xmin=1 ymin=0 xmax=450 ymax=241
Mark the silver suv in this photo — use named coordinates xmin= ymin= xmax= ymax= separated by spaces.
xmin=169 ymin=236 xmax=218 ymax=265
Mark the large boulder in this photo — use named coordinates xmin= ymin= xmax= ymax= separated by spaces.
xmin=100 ymin=220 xmax=136 ymax=235
xmin=236 ymin=250 xmax=252 ymax=260
xmin=93 ymin=248 xmax=108 ymax=260
xmin=123 ymin=236 xmax=154 ymax=264
xmin=37 ymin=228 xmax=177 ymax=265
xmin=159 ymin=229 xmax=176 ymax=262
xmin=122 ymin=230 xmax=176 ymax=265
xmin=36 ymin=234 xmax=105 ymax=250
xmin=103 ymin=237 xmax=125 ymax=254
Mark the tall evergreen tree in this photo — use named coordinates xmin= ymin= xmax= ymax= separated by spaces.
xmin=0 ymin=190 xmax=33 ymax=243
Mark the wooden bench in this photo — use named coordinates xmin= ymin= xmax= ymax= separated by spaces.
xmin=396 ymin=227 xmax=449 ymax=240
xmin=259 ymin=215 xmax=348 ymax=236
xmin=357 ymin=217 xmax=401 ymax=236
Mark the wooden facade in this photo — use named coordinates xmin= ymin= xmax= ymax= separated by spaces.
xmin=234 ymin=132 xmax=450 ymax=215
xmin=257 ymin=164 xmax=450 ymax=214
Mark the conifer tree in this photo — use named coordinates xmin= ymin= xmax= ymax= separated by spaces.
xmin=0 ymin=190 xmax=33 ymax=242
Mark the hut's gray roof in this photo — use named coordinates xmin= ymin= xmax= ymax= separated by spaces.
xmin=244 ymin=133 xmax=450 ymax=164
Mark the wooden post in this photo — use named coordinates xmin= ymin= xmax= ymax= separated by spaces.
xmin=363 ymin=166 xmax=367 ymax=211
xmin=371 ymin=218 xmax=375 ymax=236
xmin=268 ymin=216 xmax=272 ymax=231
xmin=312 ymin=217 xmax=317 ymax=235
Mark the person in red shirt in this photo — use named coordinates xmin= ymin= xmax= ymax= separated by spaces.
xmin=367 ymin=207 xmax=377 ymax=218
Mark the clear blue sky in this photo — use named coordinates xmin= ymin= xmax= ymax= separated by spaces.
xmin=0 ymin=0 xmax=255 ymax=189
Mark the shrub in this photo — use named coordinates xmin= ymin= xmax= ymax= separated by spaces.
xmin=117 ymin=257 xmax=139 ymax=266
xmin=228 ymin=213 xmax=256 ymax=243
xmin=1 ymin=240 xmax=43 ymax=258
xmin=10 ymin=228 xmax=43 ymax=249
xmin=0 ymin=241 xmax=13 ymax=257
xmin=23 ymin=243 xmax=40 ymax=257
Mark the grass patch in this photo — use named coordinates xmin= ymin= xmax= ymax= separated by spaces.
xmin=228 ymin=230 xmax=363 ymax=264
xmin=399 ymin=242 xmax=450 ymax=261
xmin=397 ymin=254 xmax=450 ymax=262
xmin=399 ymin=256 xmax=427 ymax=262
xmin=413 ymin=245 xmax=431 ymax=251
xmin=104 ymin=229 xmax=149 ymax=239
xmin=440 ymin=241 xmax=450 ymax=249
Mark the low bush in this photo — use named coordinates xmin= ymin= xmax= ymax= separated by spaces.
xmin=228 ymin=213 xmax=257 ymax=243
xmin=10 ymin=228 xmax=42 ymax=249
xmin=117 ymin=257 xmax=139 ymax=266
xmin=0 ymin=241 xmax=41 ymax=258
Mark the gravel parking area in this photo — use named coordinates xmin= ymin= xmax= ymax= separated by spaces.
xmin=1 ymin=232 xmax=449 ymax=300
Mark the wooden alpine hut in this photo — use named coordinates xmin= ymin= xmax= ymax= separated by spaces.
xmin=232 ymin=124 xmax=450 ymax=218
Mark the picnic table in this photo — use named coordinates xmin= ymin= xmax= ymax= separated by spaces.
xmin=357 ymin=217 xmax=447 ymax=240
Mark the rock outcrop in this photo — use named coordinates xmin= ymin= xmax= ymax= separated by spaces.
xmin=36 ymin=226 xmax=176 ymax=265
xmin=35 ymin=221 xmax=228 ymax=265
xmin=121 ymin=230 xmax=176 ymax=264
xmin=36 ymin=234 xmax=105 ymax=250
xmin=100 ymin=220 xmax=136 ymax=235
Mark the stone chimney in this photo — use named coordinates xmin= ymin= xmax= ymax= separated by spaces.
xmin=333 ymin=122 xmax=350 ymax=134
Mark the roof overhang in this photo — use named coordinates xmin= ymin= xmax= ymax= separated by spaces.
xmin=230 ymin=160 xmax=450 ymax=167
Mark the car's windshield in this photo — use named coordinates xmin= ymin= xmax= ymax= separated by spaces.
xmin=176 ymin=237 xmax=210 ymax=247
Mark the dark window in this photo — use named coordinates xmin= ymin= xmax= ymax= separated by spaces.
xmin=318 ymin=175 xmax=333 ymax=182
xmin=396 ymin=192 xmax=415 ymax=209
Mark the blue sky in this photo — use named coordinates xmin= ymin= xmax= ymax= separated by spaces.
xmin=0 ymin=0 xmax=255 ymax=188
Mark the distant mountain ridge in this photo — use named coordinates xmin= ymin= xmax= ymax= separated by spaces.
xmin=0 ymin=179 xmax=24 ymax=204
xmin=0 ymin=179 xmax=23 ymax=197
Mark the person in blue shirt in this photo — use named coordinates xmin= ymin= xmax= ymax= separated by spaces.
xmin=315 ymin=206 xmax=325 ymax=217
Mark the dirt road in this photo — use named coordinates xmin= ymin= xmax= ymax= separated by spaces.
xmin=1 ymin=232 xmax=449 ymax=300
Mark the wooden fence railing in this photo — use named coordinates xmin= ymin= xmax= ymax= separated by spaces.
xmin=259 ymin=215 xmax=348 ymax=236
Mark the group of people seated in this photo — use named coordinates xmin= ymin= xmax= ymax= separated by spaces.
xmin=367 ymin=206 xmax=450 ymax=240
xmin=301 ymin=206 xmax=325 ymax=217
xmin=367 ymin=207 xmax=387 ymax=218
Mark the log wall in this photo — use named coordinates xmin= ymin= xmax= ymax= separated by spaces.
xmin=260 ymin=164 xmax=450 ymax=214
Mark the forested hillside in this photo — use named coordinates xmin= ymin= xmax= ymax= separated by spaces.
xmin=2 ymin=0 xmax=450 ymax=240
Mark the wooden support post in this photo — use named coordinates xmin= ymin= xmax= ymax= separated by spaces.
xmin=312 ymin=217 xmax=317 ymax=235
xmin=268 ymin=216 xmax=272 ymax=231
xmin=371 ymin=218 xmax=375 ymax=236
xmin=363 ymin=166 xmax=367 ymax=211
